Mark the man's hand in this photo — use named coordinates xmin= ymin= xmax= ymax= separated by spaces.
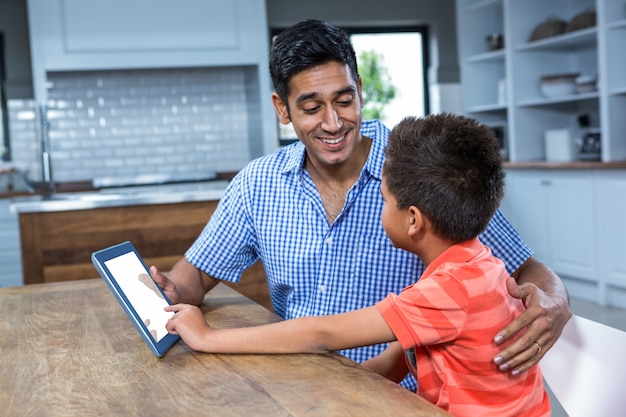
xmin=150 ymin=265 xmax=182 ymax=304
xmin=149 ymin=258 xmax=219 ymax=306
xmin=494 ymin=276 xmax=572 ymax=376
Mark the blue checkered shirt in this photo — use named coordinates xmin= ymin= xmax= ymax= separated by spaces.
xmin=186 ymin=119 xmax=532 ymax=388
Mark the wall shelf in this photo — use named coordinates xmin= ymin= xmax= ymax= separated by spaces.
xmin=456 ymin=0 xmax=626 ymax=163
xmin=516 ymin=27 xmax=597 ymax=51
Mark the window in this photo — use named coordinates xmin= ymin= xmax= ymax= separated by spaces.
xmin=271 ymin=25 xmax=429 ymax=145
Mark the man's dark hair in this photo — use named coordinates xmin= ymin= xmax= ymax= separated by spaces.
xmin=269 ymin=20 xmax=359 ymax=109
xmin=383 ymin=113 xmax=505 ymax=242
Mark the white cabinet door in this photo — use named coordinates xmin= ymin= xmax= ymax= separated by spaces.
xmin=595 ymin=171 xmax=626 ymax=288
xmin=0 ymin=199 xmax=23 ymax=287
xmin=504 ymin=170 xmax=597 ymax=280
xmin=27 ymin=0 xmax=269 ymax=97
xmin=548 ymin=172 xmax=596 ymax=280
xmin=503 ymin=170 xmax=552 ymax=265
xmin=60 ymin=0 xmax=239 ymax=53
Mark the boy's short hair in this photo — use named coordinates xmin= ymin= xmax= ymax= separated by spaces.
xmin=383 ymin=113 xmax=505 ymax=242
xmin=269 ymin=20 xmax=359 ymax=109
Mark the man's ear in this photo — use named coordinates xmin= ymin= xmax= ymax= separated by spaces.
xmin=357 ymin=76 xmax=365 ymax=108
xmin=272 ymin=92 xmax=291 ymax=124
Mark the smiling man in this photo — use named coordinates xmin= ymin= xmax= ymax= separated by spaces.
xmin=152 ymin=19 xmax=571 ymax=391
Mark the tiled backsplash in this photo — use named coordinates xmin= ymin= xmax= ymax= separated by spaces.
xmin=8 ymin=66 xmax=262 ymax=185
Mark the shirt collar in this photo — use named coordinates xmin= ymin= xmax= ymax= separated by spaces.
xmin=422 ymin=238 xmax=487 ymax=278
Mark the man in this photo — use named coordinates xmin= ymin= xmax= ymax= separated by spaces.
xmin=152 ymin=20 xmax=571 ymax=388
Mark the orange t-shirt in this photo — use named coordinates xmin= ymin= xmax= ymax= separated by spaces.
xmin=376 ymin=238 xmax=550 ymax=417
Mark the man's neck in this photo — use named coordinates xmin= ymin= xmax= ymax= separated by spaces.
xmin=305 ymin=136 xmax=372 ymax=223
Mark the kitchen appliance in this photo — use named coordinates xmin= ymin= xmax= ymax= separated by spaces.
xmin=577 ymin=128 xmax=602 ymax=161
xmin=576 ymin=114 xmax=601 ymax=161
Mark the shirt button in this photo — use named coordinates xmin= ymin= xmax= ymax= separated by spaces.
xmin=325 ymin=237 xmax=333 ymax=245
xmin=319 ymin=285 xmax=327 ymax=293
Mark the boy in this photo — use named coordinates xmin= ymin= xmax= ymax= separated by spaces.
xmin=165 ymin=113 xmax=550 ymax=416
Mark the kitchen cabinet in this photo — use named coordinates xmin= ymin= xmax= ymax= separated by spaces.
xmin=456 ymin=0 xmax=626 ymax=163
xmin=546 ymin=172 xmax=596 ymax=280
xmin=503 ymin=169 xmax=596 ymax=278
xmin=502 ymin=168 xmax=626 ymax=307
xmin=0 ymin=198 xmax=22 ymax=288
xmin=26 ymin=0 xmax=277 ymax=159
xmin=501 ymin=171 xmax=552 ymax=264
xmin=25 ymin=0 xmax=272 ymax=100
xmin=15 ymin=198 xmax=273 ymax=310
xmin=595 ymin=171 xmax=626 ymax=305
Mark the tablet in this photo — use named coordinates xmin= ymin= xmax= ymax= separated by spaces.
xmin=91 ymin=241 xmax=180 ymax=357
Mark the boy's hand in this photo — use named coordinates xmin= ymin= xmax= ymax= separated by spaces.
xmin=165 ymin=304 xmax=211 ymax=351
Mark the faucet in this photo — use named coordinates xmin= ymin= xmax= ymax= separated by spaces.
xmin=37 ymin=104 xmax=55 ymax=198
xmin=19 ymin=105 xmax=55 ymax=198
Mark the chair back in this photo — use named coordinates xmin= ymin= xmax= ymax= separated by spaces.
xmin=541 ymin=314 xmax=626 ymax=417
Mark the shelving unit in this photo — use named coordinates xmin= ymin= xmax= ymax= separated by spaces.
xmin=456 ymin=0 xmax=626 ymax=163
xmin=458 ymin=1 xmax=626 ymax=308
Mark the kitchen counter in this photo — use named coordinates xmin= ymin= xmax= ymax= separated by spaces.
xmin=13 ymin=184 xmax=227 ymax=285
xmin=9 ymin=180 xmax=230 ymax=213
xmin=11 ymin=179 xmax=273 ymax=310
xmin=0 ymin=279 xmax=451 ymax=417
xmin=504 ymin=161 xmax=626 ymax=169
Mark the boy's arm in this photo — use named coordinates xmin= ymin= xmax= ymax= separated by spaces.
xmin=495 ymin=258 xmax=572 ymax=375
xmin=361 ymin=341 xmax=408 ymax=383
xmin=165 ymin=303 xmax=397 ymax=354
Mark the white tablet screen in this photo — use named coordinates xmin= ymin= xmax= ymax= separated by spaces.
xmin=104 ymin=252 xmax=174 ymax=342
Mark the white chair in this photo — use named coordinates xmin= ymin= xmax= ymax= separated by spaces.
xmin=541 ymin=314 xmax=626 ymax=417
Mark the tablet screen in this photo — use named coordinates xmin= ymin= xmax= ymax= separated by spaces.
xmin=104 ymin=251 xmax=174 ymax=342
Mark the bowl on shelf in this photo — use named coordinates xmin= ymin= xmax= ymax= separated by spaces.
xmin=529 ymin=17 xmax=567 ymax=42
xmin=575 ymin=74 xmax=598 ymax=93
xmin=540 ymin=73 xmax=580 ymax=97
xmin=565 ymin=9 xmax=596 ymax=33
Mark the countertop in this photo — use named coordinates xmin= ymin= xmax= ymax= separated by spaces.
xmin=0 ymin=279 xmax=451 ymax=417
xmin=504 ymin=161 xmax=626 ymax=169
xmin=9 ymin=180 xmax=230 ymax=213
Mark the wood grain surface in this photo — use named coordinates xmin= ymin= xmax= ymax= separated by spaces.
xmin=0 ymin=280 xmax=451 ymax=417
xmin=17 ymin=200 xmax=275 ymax=311
xmin=19 ymin=201 xmax=218 ymax=284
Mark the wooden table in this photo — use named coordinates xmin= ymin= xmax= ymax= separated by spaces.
xmin=0 ymin=279 xmax=451 ymax=417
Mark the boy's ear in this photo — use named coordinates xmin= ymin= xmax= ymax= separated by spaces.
xmin=407 ymin=206 xmax=424 ymax=236
xmin=272 ymin=93 xmax=291 ymax=124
